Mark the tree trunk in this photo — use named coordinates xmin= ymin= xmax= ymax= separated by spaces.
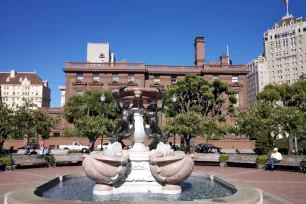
xmin=190 ymin=137 xmax=196 ymax=153
xmin=0 ymin=137 xmax=6 ymax=150
xmin=185 ymin=135 xmax=191 ymax=154
xmin=288 ymin=136 xmax=294 ymax=155
xmin=89 ymin=138 xmax=97 ymax=152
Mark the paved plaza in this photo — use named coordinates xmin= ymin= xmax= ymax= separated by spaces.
xmin=0 ymin=166 xmax=305 ymax=204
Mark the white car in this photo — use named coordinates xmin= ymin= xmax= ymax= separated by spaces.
xmin=59 ymin=142 xmax=89 ymax=153
xmin=96 ymin=142 xmax=109 ymax=150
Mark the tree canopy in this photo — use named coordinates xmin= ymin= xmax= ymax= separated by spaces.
xmin=63 ymin=89 xmax=117 ymax=151
xmin=165 ymin=74 xmax=237 ymax=121
xmin=0 ymin=100 xmax=57 ymax=150
xmin=237 ymin=80 xmax=306 ymax=154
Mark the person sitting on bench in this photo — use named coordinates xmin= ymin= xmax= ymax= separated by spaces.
xmin=268 ymin=147 xmax=282 ymax=170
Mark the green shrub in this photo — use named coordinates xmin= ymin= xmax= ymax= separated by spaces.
xmin=46 ymin=155 xmax=55 ymax=166
xmin=258 ymin=155 xmax=268 ymax=165
xmin=220 ymin=154 xmax=228 ymax=163
xmin=0 ymin=157 xmax=11 ymax=166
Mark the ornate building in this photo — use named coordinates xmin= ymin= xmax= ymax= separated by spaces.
xmin=63 ymin=37 xmax=248 ymax=113
xmin=0 ymin=70 xmax=51 ymax=109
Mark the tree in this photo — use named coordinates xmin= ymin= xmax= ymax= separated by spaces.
xmin=76 ymin=115 xmax=115 ymax=150
xmin=235 ymin=101 xmax=282 ymax=155
xmin=165 ymin=74 xmax=237 ymax=121
xmin=256 ymin=80 xmax=306 ymax=154
xmin=164 ymin=112 xmax=225 ymax=153
xmin=0 ymin=104 xmax=14 ymax=150
xmin=274 ymin=106 xmax=306 ymax=155
xmin=163 ymin=74 xmax=236 ymax=153
xmin=63 ymin=89 xmax=117 ymax=151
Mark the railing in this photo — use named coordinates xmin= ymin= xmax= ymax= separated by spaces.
xmin=146 ymin=65 xmax=196 ymax=69
xmin=65 ymin=62 xmax=246 ymax=71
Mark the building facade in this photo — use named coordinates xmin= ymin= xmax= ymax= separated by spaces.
xmin=247 ymin=55 xmax=269 ymax=105
xmin=247 ymin=8 xmax=306 ymax=105
xmin=0 ymin=70 xmax=51 ymax=109
xmin=264 ymin=14 xmax=306 ymax=85
xmin=87 ymin=42 xmax=116 ymax=63
xmin=63 ymin=37 xmax=248 ymax=114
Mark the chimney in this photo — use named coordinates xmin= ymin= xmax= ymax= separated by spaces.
xmin=220 ymin=55 xmax=229 ymax=66
xmin=194 ymin=37 xmax=205 ymax=67
xmin=10 ymin=70 xmax=16 ymax=78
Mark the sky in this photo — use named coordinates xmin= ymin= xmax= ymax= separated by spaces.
xmin=0 ymin=0 xmax=305 ymax=107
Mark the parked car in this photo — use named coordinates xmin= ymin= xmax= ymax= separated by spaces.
xmin=196 ymin=144 xmax=221 ymax=153
xmin=59 ymin=142 xmax=89 ymax=153
xmin=96 ymin=142 xmax=109 ymax=150
xmin=18 ymin=144 xmax=40 ymax=154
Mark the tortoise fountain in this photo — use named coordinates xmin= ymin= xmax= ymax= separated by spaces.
xmin=82 ymin=86 xmax=194 ymax=195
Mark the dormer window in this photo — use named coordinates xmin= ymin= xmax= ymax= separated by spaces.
xmin=154 ymin=75 xmax=160 ymax=84
xmin=99 ymin=53 xmax=105 ymax=58
xmin=112 ymin=73 xmax=119 ymax=82
xmin=128 ymin=74 xmax=134 ymax=81
xmin=93 ymin=73 xmax=100 ymax=81
xmin=77 ymin=73 xmax=83 ymax=81
xmin=171 ymin=76 xmax=177 ymax=84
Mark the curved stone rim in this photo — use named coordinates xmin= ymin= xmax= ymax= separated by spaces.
xmin=4 ymin=172 xmax=262 ymax=204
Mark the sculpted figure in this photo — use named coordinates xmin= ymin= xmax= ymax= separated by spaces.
xmin=144 ymin=88 xmax=168 ymax=150
xmin=110 ymin=86 xmax=133 ymax=147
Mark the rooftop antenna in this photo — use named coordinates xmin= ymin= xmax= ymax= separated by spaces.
xmin=285 ymin=0 xmax=289 ymax=16
xmin=227 ymin=45 xmax=230 ymax=65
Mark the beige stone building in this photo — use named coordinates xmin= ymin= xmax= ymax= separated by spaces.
xmin=247 ymin=6 xmax=306 ymax=105
xmin=247 ymin=55 xmax=269 ymax=105
xmin=0 ymin=70 xmax=51 ymax=109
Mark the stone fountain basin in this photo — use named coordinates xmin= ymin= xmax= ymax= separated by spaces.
xmin=4 ymin=173 xmax=263 ymax=204
xmin=112 ymin=87 xmax=163 ymax=101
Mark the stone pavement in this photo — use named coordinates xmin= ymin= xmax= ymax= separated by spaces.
xmin=0 ymin=165 xmax=305 ymax=204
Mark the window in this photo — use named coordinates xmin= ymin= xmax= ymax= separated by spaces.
xmin=93 ymin=73 xmax=100 ymax=81
xmin=76 ymin=90 xmax=82 ymax=96
xmin=171 ymin=76 xmax=177 ymax=84
xmin=99 ymin=53 xmax=105 ymax=58
xmin=212 ymin=75 xmax=219 ymax=80
xmin=232 ymin=75 xmax=239 ymax=83
xmin=77 ymin=73 xmax=83 ymax=81
xmin=128 ymin=74 xmax=135 ymax=81
xmin=13 ymin=92 xmax=15 ymax=95
xmin=154 ymin=75 xmax=160 ymax=84
xmin=112 ymin=73 xmax=119 ymax=81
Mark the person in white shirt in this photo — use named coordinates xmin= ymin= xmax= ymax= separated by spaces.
xmin=268 ymin=147 xmax=282 ymax=170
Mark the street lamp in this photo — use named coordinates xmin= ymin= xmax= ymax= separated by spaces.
xmin=100 ymin=93 xmax=106 ymax=151
xmin=171 ymin=95 xmax=177 ymax=150
xmin=100 ymin=93 xmax=106 ymax=115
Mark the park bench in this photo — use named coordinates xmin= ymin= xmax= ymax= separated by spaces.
xmin=53 ymin=153 xmax=83 ymax=166
xmin=192 ymin=153 xmax=220 ymax=165
xmin=50 ymin=149 xmax=69 ymax=155
xmin=227 ymin=154 xmax=258 ymax=167
xmin=273 ymin=157 xmax=303 ymax=171
xmin=220 ymin=149 xmax=237 ymax=154
xmin=237 ymin=149 xmax=256 ymax=154
xmin=12 ymin=154 xmax=47 ymax=167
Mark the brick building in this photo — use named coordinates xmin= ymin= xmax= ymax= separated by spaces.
xmin=63 ymin=37 xmax=248 ymax=113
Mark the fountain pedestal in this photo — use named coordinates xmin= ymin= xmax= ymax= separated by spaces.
xmin=82 ymin=88 xmax=193 ymax=196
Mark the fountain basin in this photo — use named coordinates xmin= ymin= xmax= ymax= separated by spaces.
xmin=4 ymin=173 xmax=263 ymax=204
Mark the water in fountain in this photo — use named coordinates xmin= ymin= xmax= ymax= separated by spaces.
xmin=42 ymin=175 xmax=235 ymax=202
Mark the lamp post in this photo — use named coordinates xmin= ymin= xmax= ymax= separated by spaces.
xmin=171 ymin=95 xmax=177 ymax=150
xmin=100 ymin=93 xmax=106 ymax=151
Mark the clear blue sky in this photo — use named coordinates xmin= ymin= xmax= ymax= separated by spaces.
xmin=0 ymin=0 xmax=305 ymax=107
